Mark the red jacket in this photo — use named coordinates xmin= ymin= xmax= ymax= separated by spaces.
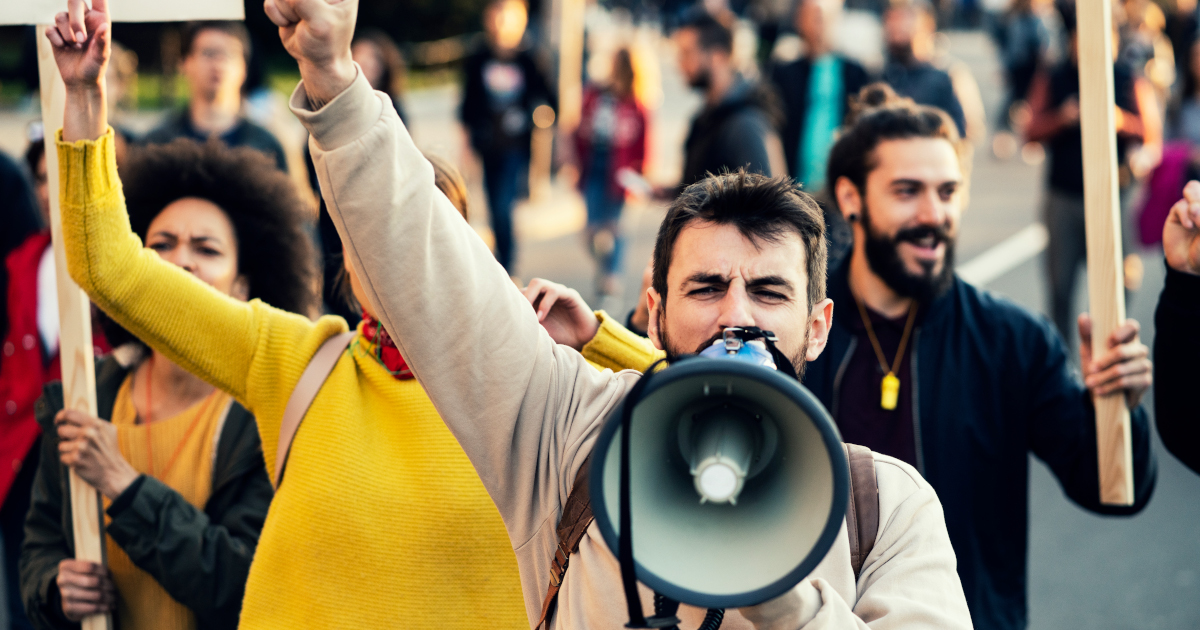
xmin=573 ymin=86 xmax=648 ymax=198
xmin=0 ymin=231 xmax=108 ymax=505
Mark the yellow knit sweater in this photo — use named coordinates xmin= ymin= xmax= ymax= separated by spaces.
xmin=58 ymin=130 xmax=526 ymax=629
xmin=582 ymin=311 xmax=664 ymax=374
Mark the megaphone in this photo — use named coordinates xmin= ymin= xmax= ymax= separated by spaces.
xmin=589 ymin=328 xmax=849 ymax=621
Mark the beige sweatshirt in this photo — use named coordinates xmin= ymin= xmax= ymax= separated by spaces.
xmin=291 ymin=69 xmax=974 ymax=630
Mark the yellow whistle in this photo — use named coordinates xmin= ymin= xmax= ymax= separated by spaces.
xmin=881 ymin=372 xmax=900 ymax=410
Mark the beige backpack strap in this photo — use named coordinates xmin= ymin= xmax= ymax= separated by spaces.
xmin=843 ymin=443 xmax=880 ymax=580
xmin=275 ymin=331 xmax=356 ymax=486
xmin=536 ymin=453 xmax=595 ymax=630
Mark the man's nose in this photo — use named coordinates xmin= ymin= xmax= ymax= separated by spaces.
xmin=915 ymin=190 xmax=947 ymax=226
xmin=160 ymin=250 xmax=198 ymax=275
xmin=716 ymin=286 xmax=755 ymax=329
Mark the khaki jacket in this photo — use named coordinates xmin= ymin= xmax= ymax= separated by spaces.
xmin=291 ymin=69 xmax=973 ymax=630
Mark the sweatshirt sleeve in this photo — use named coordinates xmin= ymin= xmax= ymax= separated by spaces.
xmin=55 ymin=129 xmax=347 ymax=460
xmin=295 ymin=70 xmax=639 ymax=547
xmin=740 ymin=457 xmax=972 ymax=630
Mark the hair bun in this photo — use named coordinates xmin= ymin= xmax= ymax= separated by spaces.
xmin=846 ymin=82 xmax=917 ymax=125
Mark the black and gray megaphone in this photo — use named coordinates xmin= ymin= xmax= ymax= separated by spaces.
xmin=589 ymin=327 xmax=849 ymax=628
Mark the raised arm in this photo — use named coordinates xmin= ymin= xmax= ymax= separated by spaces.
xmin=269 ymin=0 xmax=636 ymax=543
xmin=46 ymin=2 xmax=345 ymax=447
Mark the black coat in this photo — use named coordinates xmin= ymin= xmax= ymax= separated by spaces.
xmin=680 ymin=80 xmax=780 ymax=187
xmin=1154 ymin=264 xmax=1200 ymax=474
xmin=769 ymin=55 xmax=870 ymax=182
xmin=19 ymin=356 xmax=273 ymax=630
xmin=803 ymin=263 xmax=1157 ymax=630
xmin=458 ymin=44 xmax=556 ymax=158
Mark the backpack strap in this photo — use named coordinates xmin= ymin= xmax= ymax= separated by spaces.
xmin=537 ymin=444 xmax=879 ymax=628
xmin=275 ymin=331 xmax=356 ymax=487
xmin=536 ymin=453 xmax=595 ymax=630
xmin=843 ymin=443 xmax=880 ymax=580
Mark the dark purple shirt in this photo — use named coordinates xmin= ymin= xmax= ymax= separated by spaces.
xmin=835 ymin=304 xmax=919 ymax=468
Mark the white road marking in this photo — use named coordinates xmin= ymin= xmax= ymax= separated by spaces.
xmin=958 ymin=222 xmax=1050 ymax=286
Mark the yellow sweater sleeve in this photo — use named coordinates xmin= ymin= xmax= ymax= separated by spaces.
xmin=57 ymin=129 xmax=346 ymax=454
xmin=580 ymin=310 xmax=665 ymax=373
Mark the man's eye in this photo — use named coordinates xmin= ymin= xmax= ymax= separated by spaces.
xmin=148 ymin=242 xmax=170 ymax=252
xmin=688 ymin=286 xmax=719 ymax=296
xmin=939 ymin=185 xmax=957 ymax=201
xmin=754 ymin=290 xmax=787 ymax=302
xmin=198 ymin=247 xmax=220 ymax=256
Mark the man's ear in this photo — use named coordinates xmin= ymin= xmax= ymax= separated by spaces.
xmin=834 ymin=176 xmax=862 ymax=223
xmin=805 ymin=298 xmax=834 ymax=362
xmin=646 ymin=287 xmax=664 ymax=351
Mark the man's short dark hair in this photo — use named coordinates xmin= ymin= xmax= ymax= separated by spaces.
xmin=101 ymin=138 xmax=318 ymax=348
xmin=652 ymin=170 xmax=827 ymax=313
xmin=182 ymin=21 xmax=252 ymax=64
xmin=677 ymin=12 xmax=734 ymax=54
xmin=826 ymin=83 xmax=963 ymax=201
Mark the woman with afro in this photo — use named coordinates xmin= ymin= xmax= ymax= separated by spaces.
xmin=20 ymin=138 xmax=317 ymax=629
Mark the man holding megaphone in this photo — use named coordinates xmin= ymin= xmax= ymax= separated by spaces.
xmin=266 ymin=1 xmax=973 ymax=627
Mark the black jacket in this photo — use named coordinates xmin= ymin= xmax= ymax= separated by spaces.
xmin=803 ymin=263 xmax=1156 ymax=630
xmin=458 ymin=44 xmax=556 ymax=158
xmin=881 ymin=60 xmax=967 ymax=136
xmin=1154 ymin=264 xmax=1200 ymax=474
xmin=769 ymin=55 xmax=870 ymax=182
xmin=20 ymin=356 xmax=273 ymax=630
xmin=141 ymin=110 xmax=289 ymax=173
xmin=681 ymin=79 xmax=781 ymax=187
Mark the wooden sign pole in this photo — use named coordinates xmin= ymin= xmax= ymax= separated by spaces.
xmin=35 ymin=33 xmax=112 ymax=630
xmin=2 ymin=4 xmax=245 ymax=628
xmin=1075 ymin=0 xmax=1134 ymax=505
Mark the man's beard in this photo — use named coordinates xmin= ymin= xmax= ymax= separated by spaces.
xmin=687 ymin=67 xmax=712 ymax=90
xmin=861 ymin=201 xmax=956 ymax=303
xmin=886 ymin=41 xmax=914 ymax=64
xmin=657 ymin=308 xmax=811 ymax=380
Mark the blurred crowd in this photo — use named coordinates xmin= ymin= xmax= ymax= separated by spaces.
xmin=0 ymin=0 xmax=1198 ymax=629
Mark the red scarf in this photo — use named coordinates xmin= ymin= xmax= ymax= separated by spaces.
xmin=361 ymin=312 xmax=413 ymax=380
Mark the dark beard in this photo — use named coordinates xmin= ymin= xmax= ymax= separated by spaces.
xmin=861 ymin=202 xmax=955 ymax=303
xmin=657 ymin=309 xmax=810 ymax=380
xmin=687 ymin=67 xmax=712 ymax=90
xmin=886 ymin=42 xmax=915 ymax=64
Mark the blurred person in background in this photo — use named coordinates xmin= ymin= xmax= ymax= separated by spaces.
xmin=460 ymin=0 xmax=556 ymax=274
xmin=20 ymin=140 xmax=305 ymax=630
xmin=1156 ymin=181 xmax=1200 ymax=475
xmin=42 ymin=3 xmax=530 ymax=626
xmin=0 ymin=145 xmax=41 ymax=265
xmin=573 ymin=48 xmax=647 ymax=306
xmin=881 ymin=0 xmax=968 ymax=136
xmin=143 ymin=22 xmax=288 ymax=172
xmin=0 ymin=130 xmax=54 ymax=628
xmin=675 ymin=11 xmax=786 ymax=187
xmin=770 ymin=0 xmax=870 ymax=264
xmin=1166 ymin=0 xmax=1199 ymax=98
xmin=1025 ymin=8 xmax=1154 ymax=342
xmin=352 ymin=28 xmax=408 ymax=123
xmin=990 ymin=0 xmax=1051 ymax=158
xmin=1169 ymin=38 xmax=1200 ymax=177
xmin=105 ymin=40 xmax=139 ymax=165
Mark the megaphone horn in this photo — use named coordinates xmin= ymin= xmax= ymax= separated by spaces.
xmin=589 ymin=347 xmax=849 ymax=620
